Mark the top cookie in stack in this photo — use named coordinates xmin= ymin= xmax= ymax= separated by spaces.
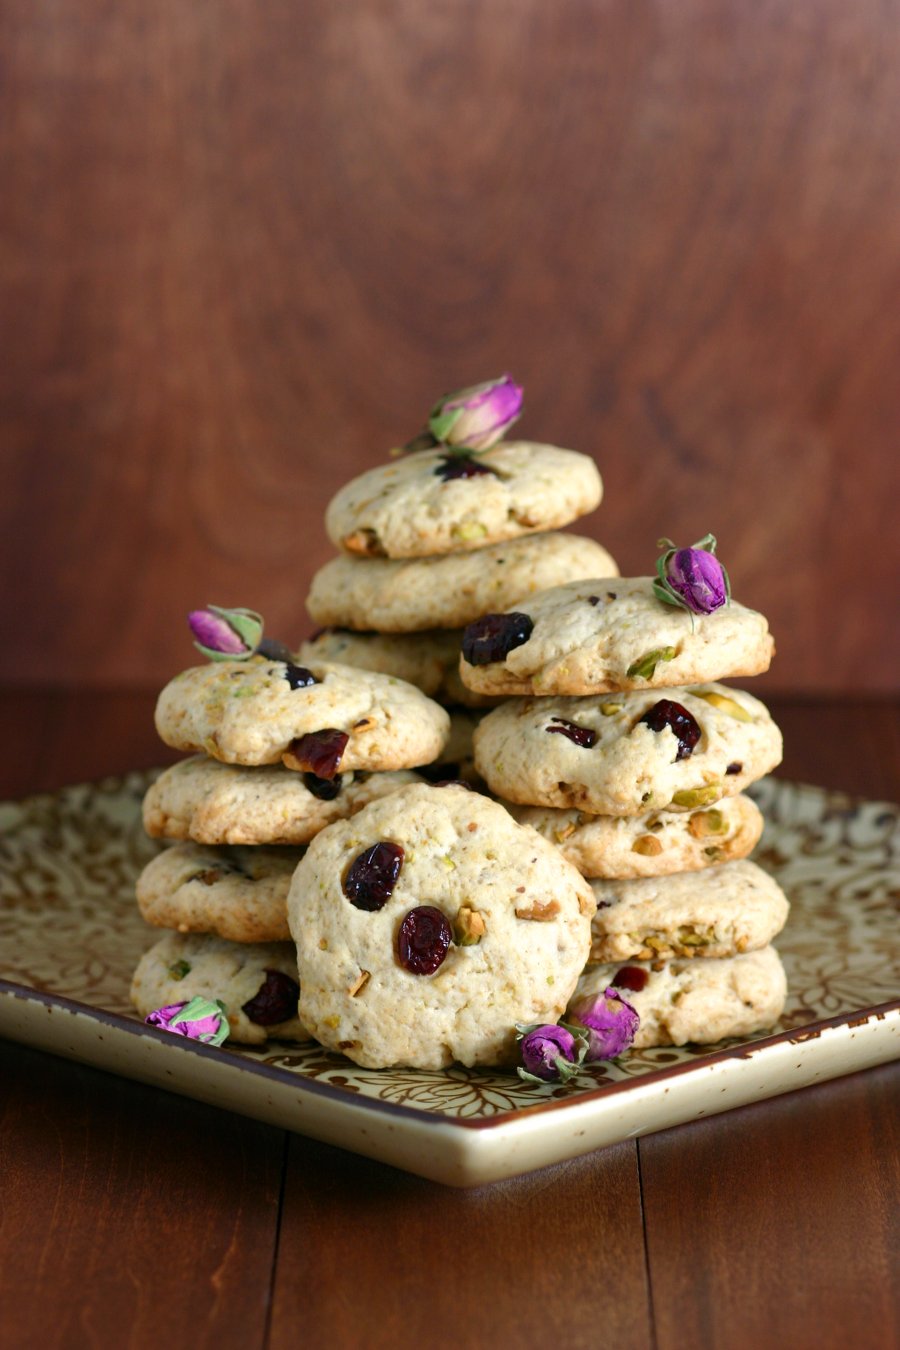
xmin=302 ymin=377 xmax=618 ymax=717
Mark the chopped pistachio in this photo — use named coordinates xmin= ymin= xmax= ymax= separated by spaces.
xmin=167 ymin=959 xmax=191 ymax=981
xmin=323 ymin=1014 xmax=340 ymax=1029
xmin=687 ymin=808 xmax=728 ymax=839
xmin=453 ymin=521 xmax=488 ymax=542
xmin=554 ymin=822 xmax=577 ymax=842
xmin=599 ymin=702 xmax=623 ymax=716
xmin=689 ymin=689 xmax=753 ymax=721
xmin=672 ymin=783 xmax=722 ymax=808
xmin=453 ymin=906 xmax=486 ymax=946
xmin=632 ymin=834 xmax=663 ymax=856
xmin=626 ymin=647 xmax=677 ymax=680
xmin=440 ymin=854 xmax=456 ymax=871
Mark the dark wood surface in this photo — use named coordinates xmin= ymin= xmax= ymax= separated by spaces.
xmin=2 ymin=0 xmax=900 ymax=693
xmin=0 ymin=690 xmax=897 ymax=1350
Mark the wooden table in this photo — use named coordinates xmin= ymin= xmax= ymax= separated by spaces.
xmin=1 ymin=692 xmax=897 ymax=1350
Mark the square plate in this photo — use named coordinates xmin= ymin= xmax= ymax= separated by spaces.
xmin=0 ymin=772 xmax=897 ymax=1186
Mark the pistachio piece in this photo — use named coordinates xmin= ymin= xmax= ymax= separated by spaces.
xmin=672 ymin=784 xmax=722 ymax=808
xmin=687 ymin=808 xmax=728 ymax=839
xmin=167 ymin=960 xmax=191 ymax=981
xmin=632 ymin=834 xmax=663 ymax=856
xmin=554 ymin=822 xmax=577 ymax=843
xmin=454 ymin=905 xmax=486 ymax=945
xmin=600 ymin=702 xmax=623 ymax=716
xmin=453 ymin=520 xmax=488 ymax=542
xmin=689 ymin=690 xmax=753 ymax=721
xmin=626 ymin=647 xmax=677 ymax=680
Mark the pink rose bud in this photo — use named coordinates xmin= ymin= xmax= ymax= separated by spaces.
xmin=570 ymin=987 xmax=639 ymax=1061
xmin=516 ymin=1020 xmax=589 ymax=1084
xmin=653 ymin=534 xmax=731 ymax=617
xmin=188 ymin=605 xmax=264 ymax=661
xmin=428 ymin=375 xmax=523 ymax=451
xmin=145 ymin=996 xmax=229 ymax=1046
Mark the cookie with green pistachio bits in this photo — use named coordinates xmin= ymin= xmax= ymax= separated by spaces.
xmin=287 ymin=782 xmax=594 ymax=1070
xmin=473 ymin=683 xmax=782 ymax=815
xmin=299 ymin=628 xmax=501 ymax=709
xmin=306 ymin=533 xmax=617 ymax=634
xmin=155 ymin=657 xmax=450 ymax=775
xmin=324 ymin=442 xmax=602 ymax=559
xmin=143 ymin=756 xmax=423 ymax=846
xmin=588 ymin=859 xmax=788 ymax=963
xmin=459 ymin=576 xmax=773 ymax=697
xmin=568 ymin=945 xmax=787 ymax=1049
xmin=506 ymin=793 xmax=764 ymax=879
xmin=136 ymin=842 xmax=304 ymax=943
xmin=131 ymin=931 xmax=311 ymax=1046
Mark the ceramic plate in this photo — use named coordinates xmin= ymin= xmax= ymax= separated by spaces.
xmin=0 ymin=772 xmax=897 ymax=1186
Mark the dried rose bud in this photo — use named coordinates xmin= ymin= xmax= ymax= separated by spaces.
xmin=188 ymin=605 xmax=264 ymax=661
xmin=515 ymin=1021 xmax=588 ymax=1084
xmin=144 ymin=996 xmax=229 ymax=1046
xmin=570 ymin=987 xmax=639 ymax=1061
xmin=428 ymin=375 xmax=523 ymax=451
xmin=653 ymin=534 xmax=731 ymax=617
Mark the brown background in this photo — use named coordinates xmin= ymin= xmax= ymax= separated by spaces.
xmin=2 ymin=0 xmax=899 ymax=693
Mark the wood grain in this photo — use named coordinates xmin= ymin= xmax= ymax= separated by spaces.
xmin=1 ymin=1 xmax=899 ymax=691
xmin=0 ymin=1041 xmax=283 ymax=1350
xmin=269 ymin=1136 xmax=652 ymax=1350
xmin=638 ymin=1062 xmax=900 ymax=1350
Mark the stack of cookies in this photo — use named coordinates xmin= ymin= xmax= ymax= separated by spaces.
xmin=459 ymin=551 xmax=790 ymax=1051
xmin=130 ymin=648 xmax=453 ymax=1044
xmin=301 ymin=434 xmax=619 ymax=776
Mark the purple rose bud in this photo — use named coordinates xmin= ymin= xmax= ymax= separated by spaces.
xmin=145 ymin=996 xmax=229 ymax=1047
xmin=570 ymin=987 xmax=640 ymax=1061
xmin=188 ymin=605 xmax=264 ymax=661
xmin=516 ymin=1021 xmax=588 ymax=1084
xmin=428 ymin=375 xmax=523 ymax=451
xmin=653 ymin=534 xmax=731 ymax=617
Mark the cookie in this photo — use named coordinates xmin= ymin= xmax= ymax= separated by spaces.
xmin=459 ymin=577 xmax=774 ymax=696
xmin=143 ymin=755 xmax=423 ymax=846
xmin=131 ymin=931 xmax=310 ymax=1045
xmin=155 ymin=657 xmax=450 ymax=775
xmin=588 ymin=859 xmax=789 ymax=962
xmin=474 ymin=683 xmax=782 ymax=814
xmin=508 ymin=793 xmax=764 ymax=878
xmin=324 ymin=442 xmax=603 ymax=559
xmin=306 ymin=533 xmax=618 ymax=633
xmin=287 ymin=782 xmax=594 ymax=1070
xmin=299 ymin=629 xmax=499 ymax=709
xmin=568 ymin=945 xmax=787 ymax=1047
xmin=136 ymin=842 xmax=302 ymax=942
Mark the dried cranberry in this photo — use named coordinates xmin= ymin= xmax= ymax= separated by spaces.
xmin=546 ymin=717 xmax=597 ymax=749
xmin=433 ymin=454 xmax=497 ymax=482
xmin=283 ymin=663 xmax=317 ymax=690
xmin=344 ymin=842 xmax=404 ymax=911
xmin=638 ymin=700 xmax=701 ymax=761
xmin=303 ymin=772 xmax=343 ymax=800
xmin=726 ymin=761 xmax=743 ymax=776
xmin=612 ymin=966 xmax=649 ymax=992
xmin=398 ymin=906 xmax=452 ymax=975
xmin=241 ymin=969 xmax=300 ymax=1025
xmin=287 ymin=729 xmax=349 ymax=778
xmin=462 ymin=612 xmax=533 ymax=666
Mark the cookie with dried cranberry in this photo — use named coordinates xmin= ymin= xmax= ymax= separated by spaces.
xmin=130 ymin=931 xmax=310 ymax=1045
xmin=136 ymin=842 xmax=303 ymax=942
xmin=324 ymin=442 xmax=602 ymax=559
xmin=507 ymin=793 xmax=764 ymax=879
xmin=568 ymin=945 xmax=787 ymax=1048
xmin=474 ymin=684 xmax=782 ymax=814
xmin=298 ymin=628 xmax=499 ymax=709
xmin=155 ymin=657 xmax=450 ymax=776
xmin=588 ymin=859 xmax=789 ymax=962
xmin=287 ymin=782 xmax=594 ymax=1070
xmin=143 ymin=755 xmax=422 ymax=846
xmin=459 ymin=577 xmax=774 ymax=697
xmin=306 ymin=533 xmax=617 ymax=633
